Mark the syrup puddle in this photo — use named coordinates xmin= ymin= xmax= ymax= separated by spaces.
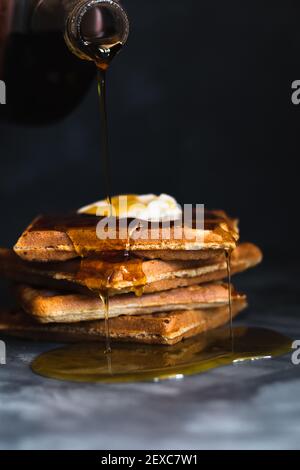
xmin=31 ymin=327 xmax=292 ymax=383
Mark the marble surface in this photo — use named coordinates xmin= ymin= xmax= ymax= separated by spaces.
xmin=0 ymin=265 xmax=300 ymax=450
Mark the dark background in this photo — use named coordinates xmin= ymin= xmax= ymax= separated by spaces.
xmin=1 ymin=0 xmax=299 ymax=266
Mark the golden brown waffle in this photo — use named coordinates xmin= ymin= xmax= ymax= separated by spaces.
xmin=0 ymin=243 xmax=262 ymax=295
xmin=0 ymin=299 xmax=247 ymax=345
xmin=13 ymin=210 xmax=239 ymax=262
xmin=15 ymin=282 xmax=245 ymax=323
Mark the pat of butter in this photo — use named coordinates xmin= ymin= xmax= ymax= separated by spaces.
xmin=78 ymin=194 xmax=182 ymax=221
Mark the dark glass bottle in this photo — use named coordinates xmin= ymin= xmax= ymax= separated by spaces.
xmin=0 ymin=0 xmax=129 ymax=124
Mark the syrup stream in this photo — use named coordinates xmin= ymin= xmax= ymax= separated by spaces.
xmin=97 ymin=67 xmax=112 ymax=358
xmin=225 ymin=249 xmax=234 ymax=352
xmin=97 ymin=68 xmax=112 ymax=207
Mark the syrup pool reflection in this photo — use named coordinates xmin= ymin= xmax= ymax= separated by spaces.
xmin=31 ymin=326 xmax=292 ymax=383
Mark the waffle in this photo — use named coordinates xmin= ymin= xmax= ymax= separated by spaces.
xmin=14 ymin=282 xmax=245 ymax=323
xmin=13 ymin=210 xmax=239 ymax=262
xmin=0 ymin=299 xmax=247 ymax=345
xmin=0 ymin=243 xmax=262 ymax=295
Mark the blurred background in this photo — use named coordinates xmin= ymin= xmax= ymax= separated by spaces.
xmin=0 ymin=0 xmax=299 ymax=266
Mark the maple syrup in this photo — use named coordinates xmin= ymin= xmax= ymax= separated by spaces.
xmin=73 ymin=253 xmax=146 ymax=293
xmin=31 ymin=327 xmax=292 ymax=383
xmin=90 ymin=7 xmax=129 ymax=350
xmin=97 ymin=68 xmax=112 ymax=206
xmin=65 ymin=35 xmax=149 ymax=351
xmin=99 ymin=292 xmax=111 ymax=354
xmin=225 ymin=249 xmax=234 ymax=352
xmin=70 ymin=251 xmax=146 ymax=352
xmin=66 ymin=2 xmax=130 ymax=349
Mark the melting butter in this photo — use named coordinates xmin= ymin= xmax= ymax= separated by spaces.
xmin=78 ymin=193 xmax=182 ymax=221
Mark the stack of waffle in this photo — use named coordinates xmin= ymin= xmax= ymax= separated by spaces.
xmin=0 ymin=209 xmax=262 ymax=345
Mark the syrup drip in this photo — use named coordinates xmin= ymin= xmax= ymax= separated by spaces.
xmin=225 ymin=249 xmax=233 ymax=352
xmin=97 ymin=68 xmax=111 ymax=206
xmin=73 ymin=253 xmax=146 ymax=353
xmin=31 ymin=327 xmax=292 ymax=383
xmin=99 ymin=291 xmax=111 ymax=355
xmin=93 ymin=39 xmax=126 ymax=350
xmin=94 ymin=60 xmax=112 ymax=353
xmin=78 ymin=37 xmax=124 ymax=351
xmin=74 ymin=254 xmax=146 ymax=294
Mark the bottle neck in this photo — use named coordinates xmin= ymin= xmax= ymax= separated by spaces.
xmin=64 ymin=0 xmax=129 ymax=65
